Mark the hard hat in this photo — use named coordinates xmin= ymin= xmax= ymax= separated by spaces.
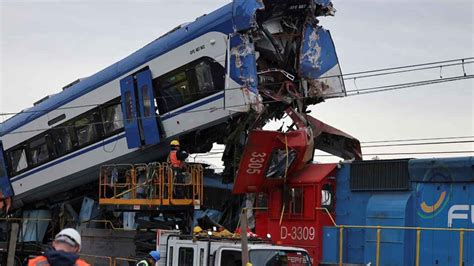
xmin=55 ymin=228 xmax=82 ymax=251
xmin=193 ymin=226 xmax=203 ymax=234
xmin=149 ymin=250 xmax=161 ymax=261
xmin=170 ymin=140 xmax=180 ymax=146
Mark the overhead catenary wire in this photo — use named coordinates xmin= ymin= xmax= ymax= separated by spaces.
xmin=0 ymin=57 xmax=472 ymax=117
xmin=195 ymin=150 xmax=474 ymax=160
xmin=313 ymin=151 xmax=474 ymax=157
xmin=197 ymin=136 xmax=474 ymax=154
xmin=1 ymin=73 xmax=473 ymax=136
xmin=360 ymin=135 xmax=474 ymax=144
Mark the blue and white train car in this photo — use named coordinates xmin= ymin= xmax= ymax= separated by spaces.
xmin=0 ymin=0 xmax=345 ymax=209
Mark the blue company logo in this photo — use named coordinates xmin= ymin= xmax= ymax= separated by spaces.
xmin=416 ymin=167 xmax=453 ymax=219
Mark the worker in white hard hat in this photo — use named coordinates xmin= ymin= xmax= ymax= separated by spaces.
xmin=28 ymin=228 xmax=90 ymax=266
xmin=167 ymin=139 xmax=189 ymax=198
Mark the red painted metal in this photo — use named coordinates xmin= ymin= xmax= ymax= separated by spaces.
xmin=232 ymin=129 xmax=311 ymax=194
xmin=255 ymin=163 xmax=338 ymax=263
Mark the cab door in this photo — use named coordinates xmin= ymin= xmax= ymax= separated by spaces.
xmin=120 ymin=68 xmax=162 ymax=149
xmin=0 ymin=141 xmax=14 ymax=207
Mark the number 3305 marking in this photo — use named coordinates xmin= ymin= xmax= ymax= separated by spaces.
xmin=246 ymin=152 xmax=266 ymax=174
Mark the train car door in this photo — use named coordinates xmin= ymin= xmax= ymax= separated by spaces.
xmin=0 ymin=141 xmax=14 ymax=211
xmin=120 ymin=69 xmax=161 ymax=149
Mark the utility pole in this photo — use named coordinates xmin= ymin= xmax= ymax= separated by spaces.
xmin=240 ymin=210 xmax=249 ymax=266
xmin=7 ymin=222 xmax=19 ymax=266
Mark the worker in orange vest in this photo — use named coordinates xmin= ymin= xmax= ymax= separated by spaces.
xmin=28 ymin=228 xmax=90 ymax=266
xmin=167 ymin=140 xmax=189 ymax=198
xmin=168 ymin=140 xmax=188 ymax=168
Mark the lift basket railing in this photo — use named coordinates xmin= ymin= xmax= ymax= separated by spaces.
xmin=98 ymin=163 xmax=203 ymax=206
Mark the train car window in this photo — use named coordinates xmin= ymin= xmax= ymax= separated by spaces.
xmin=28 ymin=135 xmax=50 ymax=166
xmin=51 ymin=127 xmax=74 ymax=156
xmin=178 ymin=247 xmax=194 ymax=266
xmin=9 ymin=147 xmax=28 ymax=174
xmin=74 ymin=111 xmax=101 ymax=147
xmin=154 ymin=57 xmax=225 ymax=114
xmin=101 ymin=103 xmax=124 ymax=135
xmin=124 ymin=91 xmax=133 ymax=123
xmin=156 ymin=70 xmax=188 ymax=113
xmin=195 ymin=61 xmax=214 ymax=94
xmin=141 ymin=85 xmax=152 ymax=117
xmin=210 ymin=60 xmax=225 ymax=89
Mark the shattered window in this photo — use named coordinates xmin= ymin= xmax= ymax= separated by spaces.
xmin=195 ymin=62 xmax=214 ymax=94
xmin=28 ymin=136 xmax=50 ymax=166
xmin=101 ymin=103 xmax=124 ymax=135
xmin=9 ymin=148 xmax=28 ymax=174
xmin=266 ymin=149 xmax=297 ymax=179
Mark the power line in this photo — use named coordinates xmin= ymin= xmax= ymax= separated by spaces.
xmin=205 ymin=135 xmax=474 ymax=147
xmin=341 ymin=61 xmax=473 ymax=80
xmin=196 ymin=150 xmax=474 ymax=159
xmin=362 ymin=140 xmax=474 ymax=148
xmin=1 ymin=74 xmax=472 ymax=137
xmin=342 ymin=57 xmax=473 ymax=77
xmin=196 ymin=140 xmax=474 ymax=158
xmin=360 ymin=135 xmax=474 ymax=144
xmin=314 ymin=151 xmax=474 ymax=157
xmin=1 ymin=57 xmax=472 ymax=117
xmin=345 ymin=74 xmax=473 ymax=96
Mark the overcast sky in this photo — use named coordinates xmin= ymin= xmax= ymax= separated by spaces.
xmin=1 ymin=0 xmax=473 ymax=164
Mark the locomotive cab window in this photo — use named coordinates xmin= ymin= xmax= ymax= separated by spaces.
xmin=285 ymin=187 xmax=303 ymax=215
xmin=321 ymin=184 xmax=334 ymax=212
xmin=266 ymin=148 xmax=297 ymax=179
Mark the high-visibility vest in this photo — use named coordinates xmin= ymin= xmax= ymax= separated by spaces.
xmin=168 ymin=150 xmax=184 ymax=168
xmin=136 ymin=259 xmax=150 ymax=266
xmin=28 ymin=255 xmax=90 ymax=266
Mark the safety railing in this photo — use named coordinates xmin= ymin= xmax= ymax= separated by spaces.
xmin=74 ymin=255 xmax=138 ymax=266
xmin=113 ymin=257 xmax=138 ymax=266
xmin=99 ymin=162 xmax=203 ymax=207
xmin=78 ymin=254 xmax=112 ymax=266
xmin=335 ymin=224 xmax=474 ymax=266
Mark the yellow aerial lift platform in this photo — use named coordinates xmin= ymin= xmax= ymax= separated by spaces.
xmin=98 ymin=163 xmax=203 ymax=208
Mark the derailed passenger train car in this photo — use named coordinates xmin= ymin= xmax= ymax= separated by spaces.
xmin=0 ymin=0 xmax=345 ymax=210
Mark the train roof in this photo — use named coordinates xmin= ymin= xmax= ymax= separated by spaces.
xmin=0 ymin=3 xmax=233 ymax=137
